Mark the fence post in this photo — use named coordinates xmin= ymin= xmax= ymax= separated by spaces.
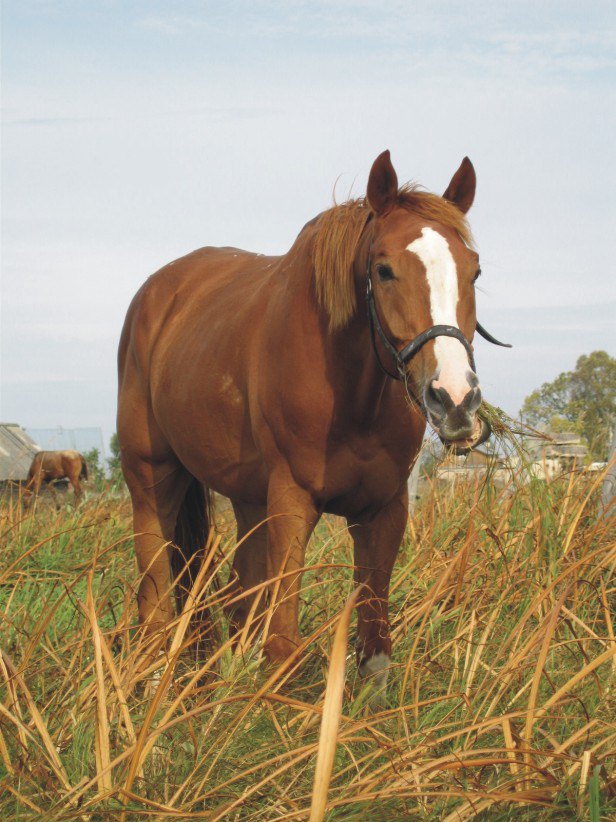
xmin=407 ymin=457 xmax=421 ymax=516
xmin=600 ymin=419 xmax=616 ymax=518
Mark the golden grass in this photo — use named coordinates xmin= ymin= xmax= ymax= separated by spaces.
xmin=0 ymin=463 xmax=615 ymax=819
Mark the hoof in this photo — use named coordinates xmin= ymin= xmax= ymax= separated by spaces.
xmin=358 ymin=652 xmax=390 ymax=709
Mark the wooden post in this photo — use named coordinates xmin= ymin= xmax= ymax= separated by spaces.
xmin=600 ymin=419 xmax=616 ymax=518
xmin=407 ymin=457 xmax=422 ymax=516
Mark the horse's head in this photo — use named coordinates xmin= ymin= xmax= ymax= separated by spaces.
xmin=366 ymin=150 xmax=490 ymax=451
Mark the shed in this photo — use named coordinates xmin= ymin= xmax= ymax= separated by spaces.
xmin=434 ymin=448 xmax=503 ymax=485
xmin=525 ymin=431 xmax=588 ymax=480
xmin=0 ymin=423 xmax=41 ymax=482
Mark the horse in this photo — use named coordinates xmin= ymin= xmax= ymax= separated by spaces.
xmin=26 ymin=450 xmax=89 ymax=503
xmin=117 ymin=150 xmax=509 ymax=689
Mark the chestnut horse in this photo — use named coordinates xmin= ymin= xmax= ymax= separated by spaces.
xmin=118 ymin=151 xmax=508 ymax=688
xmin=26 ymin=450 xmax=88 ymax=501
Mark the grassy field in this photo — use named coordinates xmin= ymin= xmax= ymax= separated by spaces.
xmin=1 ymin=465 xmax=615 ymax=820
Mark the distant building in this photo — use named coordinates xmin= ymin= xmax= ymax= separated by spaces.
xmin=429 ymin=431 xmax=590 ymax=491
xmin=0 ymin=423 xmax=41 ymax=482
xmin=434 ymin=448 xmax=504 ymax=486
xmin=523 ymin=431 xmax=588 ymax=481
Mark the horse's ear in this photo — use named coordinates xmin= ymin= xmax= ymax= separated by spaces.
xmin=367 ymin=150 xmax=399 ymax=215
xmin=443 ymin=157 xmax=476 ymax=214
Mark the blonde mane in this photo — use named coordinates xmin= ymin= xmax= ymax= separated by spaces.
xmin=313 ymin=186 xmax=474 ymax=330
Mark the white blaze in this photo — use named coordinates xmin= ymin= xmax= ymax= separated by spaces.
xmin=407 ymin=227 xmax=475 ymax=405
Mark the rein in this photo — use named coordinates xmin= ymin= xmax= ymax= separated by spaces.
xmin=365 ymin=256 xmax=511 ymax=383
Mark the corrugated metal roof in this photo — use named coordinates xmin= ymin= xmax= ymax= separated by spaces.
xmin=0 ymin=424 xmax=41 ymax=481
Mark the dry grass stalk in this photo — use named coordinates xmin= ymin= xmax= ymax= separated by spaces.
xmin=309 ymin=586 xmax=362 ymax=822
xmin=521 ymin=587 xmax=570 ymax=786
xmin=85 ymin=570 xmax=112 ymax=793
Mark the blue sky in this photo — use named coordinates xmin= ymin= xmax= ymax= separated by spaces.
xmin=2 ymin=1 xmax=615 ymax=452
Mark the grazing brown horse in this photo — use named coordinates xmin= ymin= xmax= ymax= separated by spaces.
xmin=118 ymin=151 xmax=509 ymax=688
xmin=26 ymin=450 xmax=88 ymax=502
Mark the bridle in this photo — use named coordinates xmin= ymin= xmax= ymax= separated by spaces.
xmin=365 ymin=253 xmax=511 ymax=383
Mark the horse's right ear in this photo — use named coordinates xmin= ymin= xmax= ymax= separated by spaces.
xmin=367 ymin=150 xmax=399 ymax=215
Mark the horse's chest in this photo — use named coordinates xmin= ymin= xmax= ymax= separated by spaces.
xmin=319 ymin=436 xmax=412 ymax=515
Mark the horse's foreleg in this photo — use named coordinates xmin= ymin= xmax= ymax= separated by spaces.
xmin=349 ymin=488 xmax=408 ymax=693
xmin=27 ymin=469 xmax=43 ymax=499
xmin=23 ymin=472 xmax=38 ymax=508
xmin=226 ymin=501 xmax=268 ymax=643
xmin=264 ymin=474 xmax=318 ymax=663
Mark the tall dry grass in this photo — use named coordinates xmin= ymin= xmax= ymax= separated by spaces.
xmin=0 ymin=465 xmax=614 ymax=819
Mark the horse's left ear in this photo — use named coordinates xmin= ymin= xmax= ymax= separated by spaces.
xmin=443 ymin=157 xmax=476 ymax=214
xmin=367 ymin=150 xmax=399 ymax=215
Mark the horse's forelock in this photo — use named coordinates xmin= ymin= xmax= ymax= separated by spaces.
xmin=312 ymin=188 xmax=473 ymax=331
xmin=313 ymin=199 xmax=371 ymax=331
xmin=398 ymin=184 xmax=475 ymax=249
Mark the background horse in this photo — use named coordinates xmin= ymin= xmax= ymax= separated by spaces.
xmin=26 ymin=450 xmax=88 ymax=503
xmin=118 ymin=150 xmax=502 ymax=689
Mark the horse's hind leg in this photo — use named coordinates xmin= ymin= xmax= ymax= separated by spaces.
xmin=121 ymin=453 xmax=192 ymax=653
xmin=226 ymin=501 xmax=268 ymax=644
xmin=67 ymin=463 xmax=83 ymax=502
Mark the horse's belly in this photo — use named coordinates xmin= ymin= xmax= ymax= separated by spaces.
xmin=152 ymin=371 xmax=268 ymax=503
xmin=174 ymin=436 xmax=268 ymax=503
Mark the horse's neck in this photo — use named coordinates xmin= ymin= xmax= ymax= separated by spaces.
xmin=326 ymin=243 xmax=392 ymax=423
xmin=279 ymin=225 xmax=391 ymax=422
xmin=331 ymin=310 xmax=392 ymax=424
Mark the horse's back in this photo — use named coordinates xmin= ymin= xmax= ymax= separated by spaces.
xmin=119 ymin=246 xmax=278 ymax=370
xmin=61 ymin=450 xmax=82 ymax=460
xmin=117 ymin=245 xmax=280 ymax=496
xmin=44 ymin=450 xmax=80 ymax=473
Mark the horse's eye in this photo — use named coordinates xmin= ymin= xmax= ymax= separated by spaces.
xmin=377 ymin=264 xmax=395 ymax=282
xmin=473 ymin=267 xmax=482 ymax=282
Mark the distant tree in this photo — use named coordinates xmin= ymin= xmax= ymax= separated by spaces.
xmin=82 ymin=448 xmax=105 ymax=490
xmin=521 ymin=351 xmax=616 ymax=461
xmin=107 ymin=433 xmax=125 ymax=488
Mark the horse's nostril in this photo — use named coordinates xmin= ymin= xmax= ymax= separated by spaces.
xmin=467 ymin=370 xmax=479 ymax=389
xmin=461 ymin=385 xmax=482 ymax=414
xmin=427 ymin=381 xmax=440 ymax=407
xmin=424 ymin=380 xmax=455 ymax=422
